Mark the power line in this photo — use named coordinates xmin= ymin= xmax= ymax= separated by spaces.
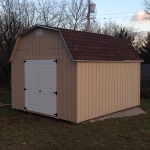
xmin=97 ymin=14 xmax=148 ymax=20
xmin=97 ymin=16 xmax=133 ymax=19
xmin=96 ymin=11 xmax=139 ymax=16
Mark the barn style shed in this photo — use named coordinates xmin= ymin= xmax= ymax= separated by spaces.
xmin=10 ymin=25 xmax=142 ymax=123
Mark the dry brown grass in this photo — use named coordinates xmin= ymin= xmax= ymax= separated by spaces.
xmin=0 ymin=89 xmax=150 ymax=150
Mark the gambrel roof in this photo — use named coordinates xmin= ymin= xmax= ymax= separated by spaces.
xmin=59 ymin=28 xmax=140 ymax=61
xmin=10 ymin=25 xmax=141 ymax=61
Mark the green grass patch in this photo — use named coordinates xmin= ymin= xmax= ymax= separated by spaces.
xmin=0 ymin=90 xmax=150 ymax=150
xmin=140 ymin=99 xmax=150 ymax=113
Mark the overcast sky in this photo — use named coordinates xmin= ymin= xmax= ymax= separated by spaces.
xmin=93 ymin=0 xmax=150 ymax=32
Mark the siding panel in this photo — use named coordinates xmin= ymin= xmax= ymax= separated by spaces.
xmin=96 ymin=63 xmax=100 ymax=117
xmin=77 ymin=62 xmax=140 ymax=123
xmin=85 ymin=63 xmax=89 ymax=120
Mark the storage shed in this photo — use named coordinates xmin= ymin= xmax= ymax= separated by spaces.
xmin=10 ymin=25 xmax=142 ymax=123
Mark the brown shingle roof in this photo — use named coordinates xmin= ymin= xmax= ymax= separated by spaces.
xmin=59 ymin=28 xmax=140 ymax=61
xmin=19 ymin=25 xmax=141 ymax=61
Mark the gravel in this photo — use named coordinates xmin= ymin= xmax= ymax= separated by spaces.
xmin=88 ymin=107 xmax=146 ymax=122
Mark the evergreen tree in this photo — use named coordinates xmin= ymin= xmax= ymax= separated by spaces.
xmin=139 ymin=32 xmax=150 ymax=63
xmin=115 ymin=27 xmax=135 ymax=44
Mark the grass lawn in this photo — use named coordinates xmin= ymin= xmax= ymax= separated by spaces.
xmin=0 ymin=89 xmax=150 ymax=150
xmin=0 ymin=88 xmax=11 ymax=104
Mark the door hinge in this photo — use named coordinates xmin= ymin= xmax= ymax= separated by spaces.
xmin=54 ymin=113 xmax=57 ymax=117
xmin=24 ymin=88 xmax=27 ymax=91
xmin=54 ymin=91 xmax=57 ymax=95
xmin=24 ymin=106 xmax=27 ymax=110
xmin=53 ymin=59 xmax=57 ymax=63
xmin=24 ymin=60 xmax=27 ymax=63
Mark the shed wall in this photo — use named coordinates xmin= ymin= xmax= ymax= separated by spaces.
xmin=77 ymin=62 xmax=140 ymax=123
xmin=11 ymin=28 xmax=77 ymax=122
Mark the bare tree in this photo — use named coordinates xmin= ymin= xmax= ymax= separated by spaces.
xmin=55 ymin=0 xmax=68 ymax=28
xmin=33 ymin=0 xmax=89 ymax=30
xmin=0 ymin=0 xmax=36 ymax=89
xmin=100 ymin=20 xmax=122 ymax=36
xmin=138 ymin=32 xmax=150 ymax=63
xmin=89 ymin=20 xmax=103 ymax=33
xmin=144 ymin=0 xmax=150 ymax=20
xmin=89 ymin=19 xmax=123 ymax=35
xmin=35 ymin=0 xmax=59 ymax=26
xmin=134 ymin=35 xmax=146 ymax=53
xmin=63 ymin=0 xmax=87 ymax=30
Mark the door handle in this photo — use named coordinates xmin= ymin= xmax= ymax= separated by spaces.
xmin=39 ymin=90 xmax=41 ymax=92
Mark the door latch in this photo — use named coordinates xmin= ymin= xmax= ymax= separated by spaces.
xmin=54 ymin=91 xmax=57 ymax=95
xmin=54 ymin=113 xmax=57 ymax=116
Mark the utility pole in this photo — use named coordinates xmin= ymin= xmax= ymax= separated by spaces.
xmin=87 ymin=0 xmax=91 ymax=32
xmin=87 ymin=0 xmax=96 ymax=32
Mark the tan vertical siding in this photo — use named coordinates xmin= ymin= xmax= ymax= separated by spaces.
xmin=11 ymin=28 xmax=77 ymax=122
xmin=77 ymin=62 xmax=140 ymax=123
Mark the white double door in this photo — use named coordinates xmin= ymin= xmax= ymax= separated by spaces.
xmin=25 ymin=60 xmax=57 ymax=116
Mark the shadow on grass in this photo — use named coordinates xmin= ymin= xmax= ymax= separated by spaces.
xmin=0 ymin=88 xmax=11 ymax=104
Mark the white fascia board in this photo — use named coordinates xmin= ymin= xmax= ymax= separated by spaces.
xmin=58 ymin=31 xmax=75 ymax=61
xmin=19 ymin=25 xmax=59 ymax=36
xmin=74 ymin=60 xmax=144 ymax=62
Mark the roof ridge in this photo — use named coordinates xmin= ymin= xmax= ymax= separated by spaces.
xmin=38 ymin=25 xmax=128 ymax=41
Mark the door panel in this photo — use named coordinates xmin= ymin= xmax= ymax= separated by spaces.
xmin=39 ymin=60 xmax=56 ymax=115
xmin=25 ymin=60 xmax=57 ymax=116
xmin=25 ymin=60 xmax=40 ymax=112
